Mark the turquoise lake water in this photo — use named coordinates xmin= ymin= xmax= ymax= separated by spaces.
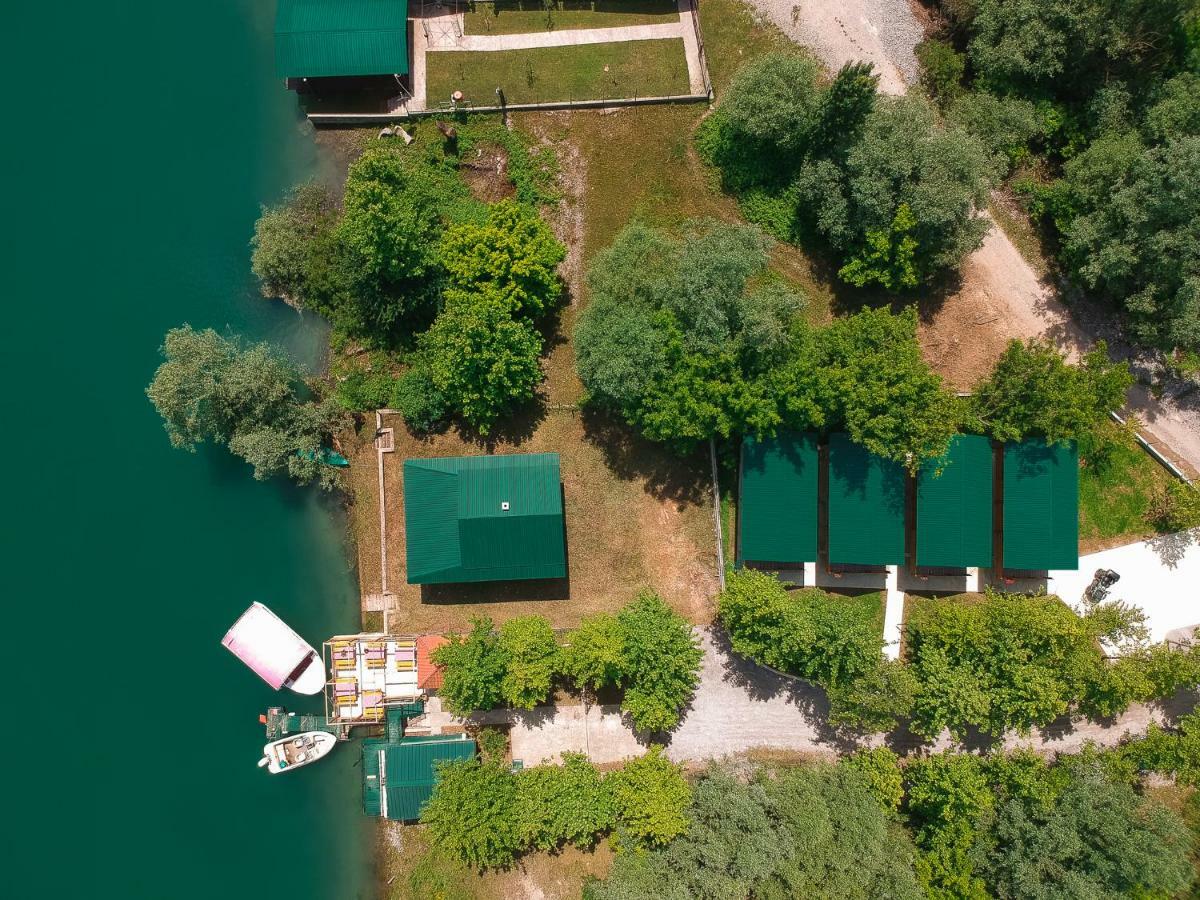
xmin=3 ymin=2 xmax=371 ymax=896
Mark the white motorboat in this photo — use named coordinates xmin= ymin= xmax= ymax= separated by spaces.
xmin=257 ymin=731 xmax=337 ymax=774
xmin=221 ymin=602 xmax=325 ymax=695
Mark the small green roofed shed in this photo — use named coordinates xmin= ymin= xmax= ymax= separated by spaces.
xmin=916 ymin=434 xmax=994 ymax=569
xmin=827 ymin=433 xmax=906 ymax=566
xmin=1003 ymin=440 xmax=1079 ymax=571
xmin=363 ymin=734 xmax=475 ymax=821
xmin=738 ymin=432 xmax=819 ymax=565
xmin=275 ymin=0 xmax=410 ymax=79
xmin=404 ymin=453 xmax=566 ymax=584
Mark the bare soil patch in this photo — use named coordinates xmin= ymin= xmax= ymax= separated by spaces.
xmin=460 ymin=143 xmax=518 ymax=202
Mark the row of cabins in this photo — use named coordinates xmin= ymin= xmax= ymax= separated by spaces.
xmin=740 ymin=432 xmax=1078 ymax=575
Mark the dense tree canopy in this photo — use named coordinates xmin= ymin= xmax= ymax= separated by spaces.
xmin=969 ymin=339 xmax=1132 ymax=443
xmin=146 ymin=325 xmax=347 ymax=489
xmin=615 ymin=592 xmax=703 ymax=733
xmin=700 ymin=52 xmax=995 ymax=288
xmin=431 ymin=617 xmax=510 ymax=715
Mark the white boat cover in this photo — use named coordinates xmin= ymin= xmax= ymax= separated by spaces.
xmin=222 ymin=602 xmax=323 ymax=694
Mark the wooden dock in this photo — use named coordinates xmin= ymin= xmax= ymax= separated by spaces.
xmin=263 ymin=706 xmax=351 ymax=741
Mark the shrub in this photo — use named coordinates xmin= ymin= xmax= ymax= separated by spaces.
xmin=391 ymin=367 xmax=449 ymax=433
xmin=842 ymin=748 xmax=904 ymax=812
xmin=497 ymin=616 xmax=560 ymax=710
xmin=562 ymin=612 xmax=626 ymax=693
xmin=515 ymin=753 xmax=614 ymax=851
xmin=606 ymin=746 xmax=691 ymax=848
xmin=334 ymin=370 xmax=397 ymax=412
xmin=948 ymin=91 xmax=1042 ymax=171
xmin=916 ymin=39 xmax=966 ymax=103
xmin=718 ymin=51 xmax=825 ymax=154
xmin=420 ymin=759 xmax=522 ymax=869
xmin=475 ymin=726 xmax=508 ymax=763
xmin=616 ymin=592 xmax=703 ymax=732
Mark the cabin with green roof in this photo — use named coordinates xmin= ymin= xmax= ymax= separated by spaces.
xmin=827 ymin=433 xmax=906 ymax=567
xmin=403 ymin=453 xmax=566 ymax=585
xmin=916 ymin=435 xmax=995 ymax=569
xmin=738 ymin=432 xmax=819 ymax=567
xmin=275 ymin=0 xmax=410 ymax=80
xmin=1002 ymin=440 xmax=1079 ymax=571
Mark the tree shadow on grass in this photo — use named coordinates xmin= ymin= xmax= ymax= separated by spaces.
xmin=454 ymin=391 xmax=550 ymax=449
xmin=580 ymin=406 xmax=710 ymax=506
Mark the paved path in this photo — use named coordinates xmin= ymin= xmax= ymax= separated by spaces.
xmin=410 ymin=628 xmax=1190 ymax=766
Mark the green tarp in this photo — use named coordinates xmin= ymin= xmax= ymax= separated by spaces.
xmin=404 ymin=453 xmax=566 ymax=584
xmin=916 ymin=435 xmax=994 ymax=568
xmin=738 ymin=432 xmax=819 ymax=565
xmin=827 ymin=433 xmax=906 ymax=566
xmin=275 ymin=0 xmax=410 ymax=79
xmin=1003 ymin=440 xmax=1079 ymax=571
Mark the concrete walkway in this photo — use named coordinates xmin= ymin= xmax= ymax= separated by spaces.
xmin=1050 ymin=529 xmax=1200 ymax=646
xmin=431 ymin=22 xmax=685 ymax=52
xmin=409 ymin=627 xmax=1191 ymax=767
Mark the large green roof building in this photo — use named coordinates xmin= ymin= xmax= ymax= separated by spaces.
xmin=403 ymin=453 xmax=566 ymax=585
xmin=1003 ymin=440 xmax=1079 ymax=571
xmin=827 ymin=433 xmax=906 ymax=566
xmin=275 ymin=0 xmax=410 ymax=79
xmin=363 ymin=733 xmax=475 ymax=821
xmin=738 ymin=432 xmax=819 ymax=566
xmin=916 ymin=434 xmax=995 ymax=569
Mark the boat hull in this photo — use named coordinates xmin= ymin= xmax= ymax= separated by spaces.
xmin=260 ymin=731 xmax=337 ymax=774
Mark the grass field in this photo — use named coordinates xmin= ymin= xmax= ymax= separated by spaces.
xmin=1080 ymin=423 xmax=1174 ymax=551
xmin=425 ymin=39 xmax=691 ymax=108
xmin=463 ymin=0 xmax=679 ymax=35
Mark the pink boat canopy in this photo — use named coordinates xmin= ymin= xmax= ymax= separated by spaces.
xmin=221 ymin=602 xmax=325 ymax=695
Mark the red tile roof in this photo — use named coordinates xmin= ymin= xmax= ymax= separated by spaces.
xmin=416 ymin=634 xmax=448 ymax=690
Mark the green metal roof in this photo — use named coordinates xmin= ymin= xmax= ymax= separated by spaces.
xmin=361 ymin=737 xmax=387 ymax=817
xmin=827 ymin=433 xmax=906 ymax=566
xmin=1002 ymin=440 xmax=1079 ymax=571
xmin=275 ymin=0 xmax=410 ymax=79
xmin=738 ymin=432 xmax=818 ymax=565
xmin=916 ymin=435 xmax=994 ymax=568
xmin=380 ymin=736 xmax=475 ymax=821
xmin=403 ymin=453 xmax=566 ymax=584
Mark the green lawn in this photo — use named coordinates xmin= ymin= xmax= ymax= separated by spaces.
xmin=1079 ymin=423 xmax=1174 ymax=549
xmin=463 ymin=0 xmax=679 ymax=35
xmin=425 ymin=39 xmax=691 ymax=107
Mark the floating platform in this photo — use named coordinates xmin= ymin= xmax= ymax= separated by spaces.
xmin=263 ymin=706 xmax=350 ymax=741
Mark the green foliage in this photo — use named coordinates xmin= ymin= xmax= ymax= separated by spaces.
xmin=826 ymin=657 xmax=919 ymax=733
xmin=497 ymin=615 xmax=560 ymax=709
xmin=334 ymin=147 xmax=445 ymax=341
xmin=916 ymin=39 xmax=966 ymax=104
xmin=562 ymin=613 xmax=626 ymax=693
xmin=438 ymin=199 xmax=565 ymax=320
xmin=1147 ymin=480 xmax=1200 ymax=532
xmin=606 ymin=746 xmax=692 ymax=849
xmin=587 ymin=762 xmax=922 ymax=899
xmin=842 ymin=748 xmax=904 ymax=812
xmin=719 ymin=51 xmax=825 ymax=154
xmin=616 ymin=592 xmax=703 ymax=732
xmin=391 ymin=367 xmax=449 ymax=434
xmin=576 ymin=219 xmax=803 ymax=451
xmin=969 ymin=338 xmax=1132 ymax=443
xmin=1145 ymin=72 xmax=1200 ymax=142
xmin=250 ymin=182 xmax=338 ymax=306
xmin=514 ymin=753 xmax=614 ymax=852
xmin=906 ymin=592 xmax=1104 ymax=739
xmin=811 ymin=61 xmax=881 ymax=153
xmin=979 ymin=766 xmax=1194 ymax=898
xmin=335 ymin=370 xmax=397 ymax=412
xmin=475 ymin=726 xmax=508 ymax=763
xmin=1055 ymin=133 xmax=1200 ymax=351
xmin=1117 ymin=711 xmax=1200 ymax=785
xmin=146 ymin=325 xmax=347 ymax=489
xmin=905 ymin=752 xmax=992 ymax=900
xmin=837 ymin=202 xmax=920 ymax=290
xmin=419 ymin=759 xmax=522 ymax=869
xmin=948 ymin=91 xmax=1042 ymax=171
xmin=419 ymin=293 xmax=543 ymax=434
xmin=432 ymin=617 xmax=509 ymax=715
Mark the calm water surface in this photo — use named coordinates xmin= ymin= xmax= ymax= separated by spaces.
xmin=4 ymin=2 xmax=370 ymax=897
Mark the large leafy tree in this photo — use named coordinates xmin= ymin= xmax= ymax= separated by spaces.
xmin=420 ymin=759 xmax=522 ymax=869
xmin=514 ymin=753 xmax=614 ymax=852
xmin=418 ymin=293 xmax=543 ymax=435
xmin=146 ymin=325 xmax=346 ymax=489
xmin=432 ymin=617 xmax=509 ymax=715
xmin=561 ymin=612 xmax=626 ymax=693
xmin=605 ymin=746 xmax=692 ymax=848
xmin=616 ymin=592 xmax=703 ymax=733
xmin=969 ymin=338 xmax=1132 ymax=443
xmin=1054 ymin=134 xmax=1200 ymax=352
xmin=250 ymin=183 xmax=339 ymax=308
xmin=497 ymin=615 xmax=560 ymax=710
